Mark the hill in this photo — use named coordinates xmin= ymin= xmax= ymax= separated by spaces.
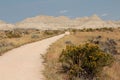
xmin=0 ymin=20 xmax=14 ymax=30
xmin=15 ymin=15 xmax=119 ymax=30
xmin=0 ymin=15 xmax=120 ymax=30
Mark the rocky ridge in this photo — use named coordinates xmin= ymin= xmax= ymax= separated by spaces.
xmin=0 ymin=15 xmax=120 ymax=30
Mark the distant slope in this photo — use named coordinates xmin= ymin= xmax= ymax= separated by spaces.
xmin=112 ymin=21 xmax=120 ymax=26
xmin=0 ymin=20 xmax=14 ymax=30
xmin=0 ymin=15 xmax=120 ymax=30
xmin=15 ymin=16 xmax=73 ymax=30
xmin=80 ymin=15 xmax=118 ymax=28
xmin=15 ymin=15 xmax=119 ymax=30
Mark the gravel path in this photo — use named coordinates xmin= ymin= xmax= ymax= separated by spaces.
xmin=0 ymin=34 xmax=65 ymax=80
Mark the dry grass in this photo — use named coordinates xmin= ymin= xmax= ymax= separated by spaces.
xmin=44 ymin=35 xmax=73 ymax=80
xmin=0 ymin=29 xmax=64 ymax=55
xmin=44 ymin=28 xmax=120 ymax=80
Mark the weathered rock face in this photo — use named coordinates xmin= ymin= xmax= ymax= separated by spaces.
xmin=0 ymin=20 xmax=14 ymax=30
xmin=15 ymin=15 xmax=120 ymax=30
xmin=15 ymin=15 xmax=74 ymax=30
xmin=0 ymin=15 xmax=120 ymax=30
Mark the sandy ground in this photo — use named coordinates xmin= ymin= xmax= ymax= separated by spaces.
xmin=0 ymin=34 xmax=65 ymax=80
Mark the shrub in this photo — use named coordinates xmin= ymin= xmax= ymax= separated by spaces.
xmin=95 ymin=27 xmax=114 ymax=32
xmin=0 ymin=41 xmax=14 ymax=55
xmin=59 ymin=43 xmax=114 ymax=80
xmin=31 ymin=34 xmax=40 ymax=39
xmin=86 ymin=28 xmax=94 ymax=32
xmin=65 ymin=41 xmax=73 ymax=45
xmin=44 ymin=30 xmax=54 ymax=35
xmin=5 ymin=31 xmax=22 ymax=38
xmin=89 ymin=36 xmax=119 ymax=55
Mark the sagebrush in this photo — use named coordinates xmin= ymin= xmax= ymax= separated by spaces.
xmin=60 ymin=43 xmax=114 ymax=80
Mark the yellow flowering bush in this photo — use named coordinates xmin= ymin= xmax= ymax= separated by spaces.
xmin=60 ymin=43 xmax=114 ymax=80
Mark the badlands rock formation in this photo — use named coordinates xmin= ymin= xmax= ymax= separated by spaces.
xmin=15 ymin=15 xmax=120 ymax=30
xmin=73 ymin=15 xmax=119 ymax=28
xmin=0 ymin=15 xmax=120 ymax=30
xmin=15 ymin=16 xmax=73 ymax=30
xmin=0 ymin=20 xmax=14 ymax=30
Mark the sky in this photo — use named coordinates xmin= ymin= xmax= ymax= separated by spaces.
xmin=0 ymin=0 xmax=120 ymax=23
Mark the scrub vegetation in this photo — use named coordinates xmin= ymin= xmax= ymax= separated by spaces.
xmin=0 ymin=28 xmax=64 ymax=55
xmin=44 ymin=27 xmax=120 ymax=80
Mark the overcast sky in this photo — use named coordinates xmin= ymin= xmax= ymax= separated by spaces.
xmin=0 ymin=0 xmax=120 ymax=23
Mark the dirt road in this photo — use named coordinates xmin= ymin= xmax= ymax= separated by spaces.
xmin=0 ymin=34 xmax=65 ymax=80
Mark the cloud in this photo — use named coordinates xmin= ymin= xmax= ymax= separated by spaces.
xmin=101 ymin=13 xmax=108 ymax=17
xmin=59 ymin=10 xmax=68 ymax=14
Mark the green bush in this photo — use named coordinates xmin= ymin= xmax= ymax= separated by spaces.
xmin=60 ymin=43 xmax=114 ymax=80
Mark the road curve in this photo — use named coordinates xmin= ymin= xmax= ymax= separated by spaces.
xmin=0 ymin=34 xmax=65 ymax=80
